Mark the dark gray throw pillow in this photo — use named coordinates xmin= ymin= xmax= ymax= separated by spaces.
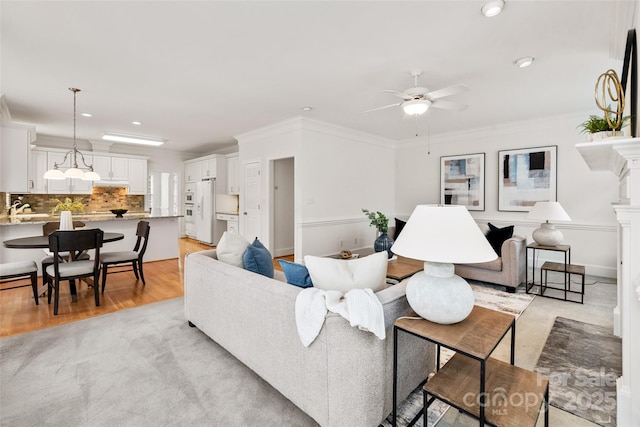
xmin=394 ymin=218 xmax=407 ymax=240
xmin=485 ymin=223 xmax=514 ymax=257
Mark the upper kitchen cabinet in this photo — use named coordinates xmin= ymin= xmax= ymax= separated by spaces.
xmin=226 ymin=154 xmax=241 ymax=195
xmin=93 ymin=154 xmax=147 ymax=194
xmin=201 ymin=157 xmax=217 ymax=179
xmin=0 ymin=123 xmax=36 ymax=193
xmin=127 ymin=158 xmax=147 ymax=195
xmin=29 ymin=149 xmax=48 ymax=193
xmin=184 ymin=160 xmax=201 ymax=183
xmin=45 ymin=150 xmax=93 ymax=194
xmin=93 ymin=155 xmax=128 ymax=181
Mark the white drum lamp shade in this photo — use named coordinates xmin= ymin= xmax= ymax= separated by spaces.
xmin=390 ymin=205 xmax=497 ymax=324
xmin=527 ymin=202 xmax=571 ymax=246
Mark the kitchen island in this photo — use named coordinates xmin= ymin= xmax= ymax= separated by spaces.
xmin=0 ymin=213 xmax=181 ymax=274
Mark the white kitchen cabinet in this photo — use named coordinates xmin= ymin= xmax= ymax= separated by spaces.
xmin=0 ymin=123 xmax=36 ymax=193
xmin=93 ymin=155 xmax=128 ymax=181
xmin=184 ymin=161 xmax=201 ymax=183
xmin=201 ymin=158 xmax=217 ymax=179
xmin=46 ymin=150 xmax=93 ymax=194
xmin=29 ymin=150 xmax=48 ymax=193
xmin=227 ymin=154 xmax=240 ymax=194
xmin=128 ymin=158 xmax=147 ymax=195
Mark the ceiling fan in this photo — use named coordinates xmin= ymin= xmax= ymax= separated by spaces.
xmin=365 ymin=69 xmax=469 ymax=116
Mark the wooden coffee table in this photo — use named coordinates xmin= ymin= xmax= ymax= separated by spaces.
xmin=386 ymin=256 xmax=423 ymax=281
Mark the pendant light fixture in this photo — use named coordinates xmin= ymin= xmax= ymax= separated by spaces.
xmin=44 ymin=88 xmax=100 ymax=181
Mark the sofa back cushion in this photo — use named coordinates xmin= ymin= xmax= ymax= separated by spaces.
xmin=304 ymin=251 xmax=387 ymax=293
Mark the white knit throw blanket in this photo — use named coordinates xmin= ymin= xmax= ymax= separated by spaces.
xmin=294 ymin=288 xmax=385 ymax=347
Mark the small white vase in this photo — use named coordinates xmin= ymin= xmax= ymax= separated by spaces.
xmin=59 ymin=211 xmax=74 ymax=230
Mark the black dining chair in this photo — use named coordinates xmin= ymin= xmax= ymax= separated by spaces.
xmin=0 ymin=261 xmax=39 ymax=305
xmin=100 ymin=221 xmax=150 ymax=293
xmin=45 ymin=229 xmax=103 ymax=315
xmin=41 ymin=221 xmax=89 ymax=289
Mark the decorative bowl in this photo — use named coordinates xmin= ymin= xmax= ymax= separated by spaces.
xmin=110 ymin=209 xmax=128 ymax=218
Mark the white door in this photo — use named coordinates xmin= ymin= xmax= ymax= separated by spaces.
xmin=243 ymin=162 xmax=261 ymax=241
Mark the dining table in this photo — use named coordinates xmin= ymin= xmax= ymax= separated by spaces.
xmin=3 ymin=231 xmax=125 ymax=301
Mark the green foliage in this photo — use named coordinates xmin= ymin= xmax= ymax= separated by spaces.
xmin=51 ymin=197 xmax=85 ymax=214
xmin=578 ymin=114 xmax=629 ymax=134
xmin=362 ymin=208 xmax=388 ymax=233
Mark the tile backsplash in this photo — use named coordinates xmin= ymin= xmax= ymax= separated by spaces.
xmin=3 ymin=187 xmax=145 ymax=214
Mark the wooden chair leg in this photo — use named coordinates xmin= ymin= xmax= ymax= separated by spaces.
xmin=30 ymin=271 xmax=39 ymax=305
xmin=138 ymin=260 xmax=146 ymax=285
xmin=132 ymin=261 xmax=139 ymax=280
xmin=101 ymin=264 xmax=108 ymax=293
xmin=94 ymin=271 xmax=100 ymax=307
xmin=53 ymin=279 xmax=60 ymax=315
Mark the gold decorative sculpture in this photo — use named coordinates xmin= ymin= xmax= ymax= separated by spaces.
xmin=595 ymin=69 xmax=625 ymax=135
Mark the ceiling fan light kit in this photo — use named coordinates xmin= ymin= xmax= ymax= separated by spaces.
xmin=481 ymin=0 xmax=505 ymax=17
xmin=403 ymin=99 xmax=430 ymax=116
xmin=365 ymin=69 xmax=468 ymax=117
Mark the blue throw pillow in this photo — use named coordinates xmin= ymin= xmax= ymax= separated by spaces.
xmin=277 ymin=260 xmax=313 ymax=288
xmin=243 ymin=238 xmax=274 ymax=278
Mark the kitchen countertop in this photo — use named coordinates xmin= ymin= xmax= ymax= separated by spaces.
xmin=0 ymin=212 xmax=183 ymax=226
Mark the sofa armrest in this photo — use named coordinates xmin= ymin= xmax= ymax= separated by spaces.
xmin=500 ymin=235 xmax=526 ymax=286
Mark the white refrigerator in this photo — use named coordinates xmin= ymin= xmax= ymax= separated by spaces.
xmin=195 ymin=179 xmax=224 ymax=245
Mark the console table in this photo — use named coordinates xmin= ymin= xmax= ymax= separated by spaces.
xmin=393 ymin=305 xmax=548 ymax=427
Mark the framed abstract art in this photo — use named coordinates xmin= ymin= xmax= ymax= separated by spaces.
xmin=498 ymin=145 xmax=557 ymax=212
xmin=440 ymin=153 xmax=485 ymax=211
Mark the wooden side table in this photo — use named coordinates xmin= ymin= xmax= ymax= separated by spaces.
xmin=526 ymin=243 xmax=570 ymax=293
xmin=540 ymin=261 xmax=585 ymax=303
xmin=393 ymin=305 xmax=548 ymax=427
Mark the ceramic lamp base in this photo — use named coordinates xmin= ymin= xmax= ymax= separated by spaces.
xmin=405 ymin=262 xmax=474 ymax=324
xmin=532 ymin=222 xmax=563 ymax=246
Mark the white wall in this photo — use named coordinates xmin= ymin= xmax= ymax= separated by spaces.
xmin=395 ymin=112 xmax=620 ymax=277
xmin=238 ymin=117 xmax=396 ymax=261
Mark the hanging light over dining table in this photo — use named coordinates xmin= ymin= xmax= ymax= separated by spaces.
xmin=43 ymin=88 xmax=100 ymax=181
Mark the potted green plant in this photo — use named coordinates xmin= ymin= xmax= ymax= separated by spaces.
xmin=50 ymin=197 xmax=85 ymax=215
xmin=578 ymin=114 xmax=630 ymax=142
xmin=362 ymin=208 xmax=393 ymax=258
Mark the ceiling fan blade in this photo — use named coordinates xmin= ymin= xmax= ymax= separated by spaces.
xmin=427 ymin=84 xmax=469 ymax=100
xmin=381 ymin=89 xmax=412 ymax=100
xmin=362 ymin=103 xmax=402 ymax=113
xmin=430 ymin=99 xmax=468 ymax=111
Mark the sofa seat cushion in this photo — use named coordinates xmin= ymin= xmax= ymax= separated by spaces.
xmin=304 ymin=251 xmax=387 ymax=293
xmin=459 ymin=256 xmax=503 ymax=272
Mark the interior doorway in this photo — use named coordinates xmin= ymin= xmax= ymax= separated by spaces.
xmin=272 ymin=157 xmax=294 ymax=257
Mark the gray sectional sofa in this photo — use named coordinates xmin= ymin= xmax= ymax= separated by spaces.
xmin=184 ymin=249 xmax=435 ymax=427
xmin=454 ymin=235 xmax=527 ymax=292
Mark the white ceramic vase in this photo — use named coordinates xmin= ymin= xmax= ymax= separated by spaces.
xmin=59 ymin=211 xmax=74 ymax=230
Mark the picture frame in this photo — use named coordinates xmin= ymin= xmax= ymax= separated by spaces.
xmin=440 ymin=153 xmax=485 ymax=211
xmin=498 ymin=145 xmax=557 ymax=212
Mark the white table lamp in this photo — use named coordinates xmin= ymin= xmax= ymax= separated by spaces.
xmin=527 ymin=201 xmax=571 ymax=246
xmin=390 ymin=205 xmax=497 ymax=324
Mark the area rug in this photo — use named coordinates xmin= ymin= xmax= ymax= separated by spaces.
xmin=534 ymin=317 xmax=621 ymax=426
xmin=379 ymin=282 xmax=535 ymax=427
xmin=0 ymin=285 xmax=534 ymax=427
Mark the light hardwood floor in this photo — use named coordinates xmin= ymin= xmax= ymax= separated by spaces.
xmin=0 ymin=238 xmax=292 ymax=338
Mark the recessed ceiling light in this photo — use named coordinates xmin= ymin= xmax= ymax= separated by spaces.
xmin=132 ymin=121 xmax=142 ymax=125
xmin=514 ymin=56 xmax=535 ymax=68
xmin=102 ymin=132 xmax=165 ymax=146
xmin=81 ymin=113 xmax=93 ymax=117
xmin=481 ymin=0 xmax=505 ymax=17
xmin=302 ymin=106 xmax=313 ymax=112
